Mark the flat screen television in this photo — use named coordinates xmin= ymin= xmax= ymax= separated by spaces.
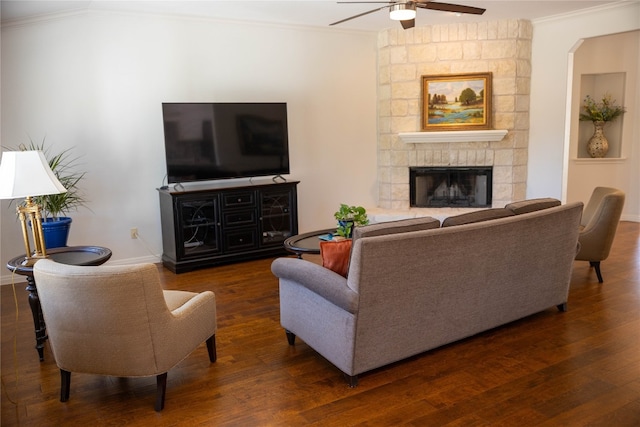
xmin=162 ymin=102 xmax=289 ymax=184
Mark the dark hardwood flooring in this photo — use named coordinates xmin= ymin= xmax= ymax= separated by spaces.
xmin=2 ymin=221 xmax=639 ymax=426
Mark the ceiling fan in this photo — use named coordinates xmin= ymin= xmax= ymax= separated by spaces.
xmin=330 ymin=1 xmax=486 ymax=30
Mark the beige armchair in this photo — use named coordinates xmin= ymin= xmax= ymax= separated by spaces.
xmin=32 ymin=259 xmax=217 ymax=411
xmin=575 ymin=187 xmax=625 ymax=283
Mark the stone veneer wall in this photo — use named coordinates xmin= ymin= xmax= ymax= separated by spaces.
xmin=377 ymin=20 xmax=532 ymax=209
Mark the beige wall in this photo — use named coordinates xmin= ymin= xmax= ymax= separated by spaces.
xmin=567 ymin=30 xmax=639 ymax=219
xmin=2 ymin=3 xmax=638 ymax=284
xmin=528 ymin=0 xmax=639 ymax=222
xmin=377 ymin=20 xmax=532 ymax=209
xmin=0 ymin=11 xmax=379 ymax=283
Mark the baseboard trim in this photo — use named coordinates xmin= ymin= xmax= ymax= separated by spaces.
xmin=621 ymin=215 xmax=640 ymax=223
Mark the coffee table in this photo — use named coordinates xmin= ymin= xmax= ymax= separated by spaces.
xmin=6 ymin=246 xmax=112 ymax=361
xmin=283 ymin=228 xmax=336 ymax=258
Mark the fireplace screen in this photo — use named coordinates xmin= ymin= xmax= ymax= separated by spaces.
xmin=410 ymin=167 xmax=492 ymax=208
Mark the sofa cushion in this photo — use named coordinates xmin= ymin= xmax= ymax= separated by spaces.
xmin=505 ymin=198 xmax=561 ymax=215
xmin=320 ymin=240 xmax=352 ymax=277
xmin=352 ymin=216 xmax=441 ymax=241
xmin=441 ymin=208 xmax=515 ymax=227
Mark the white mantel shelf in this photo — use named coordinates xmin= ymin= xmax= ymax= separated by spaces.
xmin=398 ymin=129 xmax=508 ymax=144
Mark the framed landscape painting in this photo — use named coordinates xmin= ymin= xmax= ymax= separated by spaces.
xmin=421 ymin=72 xmax=492 ymax=131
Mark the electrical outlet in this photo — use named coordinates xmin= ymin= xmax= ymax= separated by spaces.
xmin=130 ymin=228 xmax=138 ymax=239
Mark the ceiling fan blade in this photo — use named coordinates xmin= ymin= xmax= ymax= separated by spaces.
xmin=417 ymin=1 xmax=486 ymax=15
xmin=330 ymin=5 xmax=392 ymax=26
xmin=400 ymin=19 xmax=415 ymax=29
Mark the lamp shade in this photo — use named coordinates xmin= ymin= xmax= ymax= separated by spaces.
xmin=389 ymin=3 xmax=417 ymax=21
xmin=0 ymin=151 xmax=67 ymax=200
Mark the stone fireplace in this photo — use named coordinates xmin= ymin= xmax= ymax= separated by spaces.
xmin=376 ymin=20 xmax=532 ymax=212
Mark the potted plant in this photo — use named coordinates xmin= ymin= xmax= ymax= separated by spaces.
xmin=579 ymin=93 xmax=626 ymax=158
xmin=17 ymin=139 xmax=88 ymax=248
xmin=334 ymin=204 xmax=369 ymax=238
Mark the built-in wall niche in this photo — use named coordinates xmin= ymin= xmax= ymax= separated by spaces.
xmin=578 ymin=72 xmax=626 ymax=158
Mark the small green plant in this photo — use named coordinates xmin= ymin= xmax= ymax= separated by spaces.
xmin=334 ymin=204 xmax=369 ymax=238
xmin=579 ymin=94 xmax=626 ymax=123
xmin=11 ymin=138 xmax=88 ymax=220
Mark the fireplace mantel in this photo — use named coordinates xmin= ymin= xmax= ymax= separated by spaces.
xmin=398 ymin=130 xmax=508 ymax=144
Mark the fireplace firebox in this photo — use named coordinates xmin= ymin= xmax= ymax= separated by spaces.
xmin=410 ymin=167 xmax=493 ymax=208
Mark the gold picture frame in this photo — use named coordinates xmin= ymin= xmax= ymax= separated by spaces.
xmin=421 ymin=72 xmax=492 ymax=131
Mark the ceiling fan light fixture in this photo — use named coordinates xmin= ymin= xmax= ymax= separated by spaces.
xmin=389 ymin=3 xmax=417 ymax=21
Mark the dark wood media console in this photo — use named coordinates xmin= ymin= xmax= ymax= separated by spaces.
xmin=158 ymin=180 xmax=298 ymax=273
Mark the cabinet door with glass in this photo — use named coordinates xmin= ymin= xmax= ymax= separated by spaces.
xmin=259 ymin=186 xmax=297 ymax=247
xmin=175 ymin=195 xmax=221 ymax=259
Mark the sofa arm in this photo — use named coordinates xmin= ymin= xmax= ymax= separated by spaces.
xmin=271 ymin=258 xmax=359 ymax=313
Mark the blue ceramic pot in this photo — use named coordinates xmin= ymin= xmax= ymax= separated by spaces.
xmin=41 ymin=217 xmax=72 ymax=249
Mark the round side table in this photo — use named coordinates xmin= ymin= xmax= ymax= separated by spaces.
xmin=6 ymin=246 xmax=112 ymax=361
xmin=283 ymin=228 xmax=335 ymax=258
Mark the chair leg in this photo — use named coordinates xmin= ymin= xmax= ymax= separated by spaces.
xmin=155 ymin=373 xmax=167 ymax=412
xmin=346 ymin=374 xmax=358 ymax=388
xmin=60 ymin=369 xmax=71 ymax=402
xmin=285 ymin=330 xmax=296 ymax=345
xmin=594 ymin=262 xmax=603 ymax=283
xmin=206 ymin=335 xmax=217 ymax=363
xmin=589 ymin=261 xmax=604 ymax=283
xmin=557 ymin=302 xmax=567 ymax=312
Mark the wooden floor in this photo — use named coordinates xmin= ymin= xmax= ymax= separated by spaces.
xmin=2 ymin=221 xmax=639 ymax=426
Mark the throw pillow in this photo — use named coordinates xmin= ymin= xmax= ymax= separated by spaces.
xmin=441 ymin=208 xmax=515 ymax=227
xmin=352 ymin=216 xmax=441 ymax=241
xmin=505 ymin=198 xmax=561 ymax=215
xmin=320 ymin=239 xmax=352 ymax=277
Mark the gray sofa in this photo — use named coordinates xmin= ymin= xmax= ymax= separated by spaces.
xmin=271 ymin=200 xmax=582 ymax=386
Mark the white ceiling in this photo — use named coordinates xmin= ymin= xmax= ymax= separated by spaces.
xmin=0 ymin=1 xmax=623 ymax=31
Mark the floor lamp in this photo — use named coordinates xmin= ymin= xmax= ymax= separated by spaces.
xmin=0 ymin=151 xmax=67 ymax=266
